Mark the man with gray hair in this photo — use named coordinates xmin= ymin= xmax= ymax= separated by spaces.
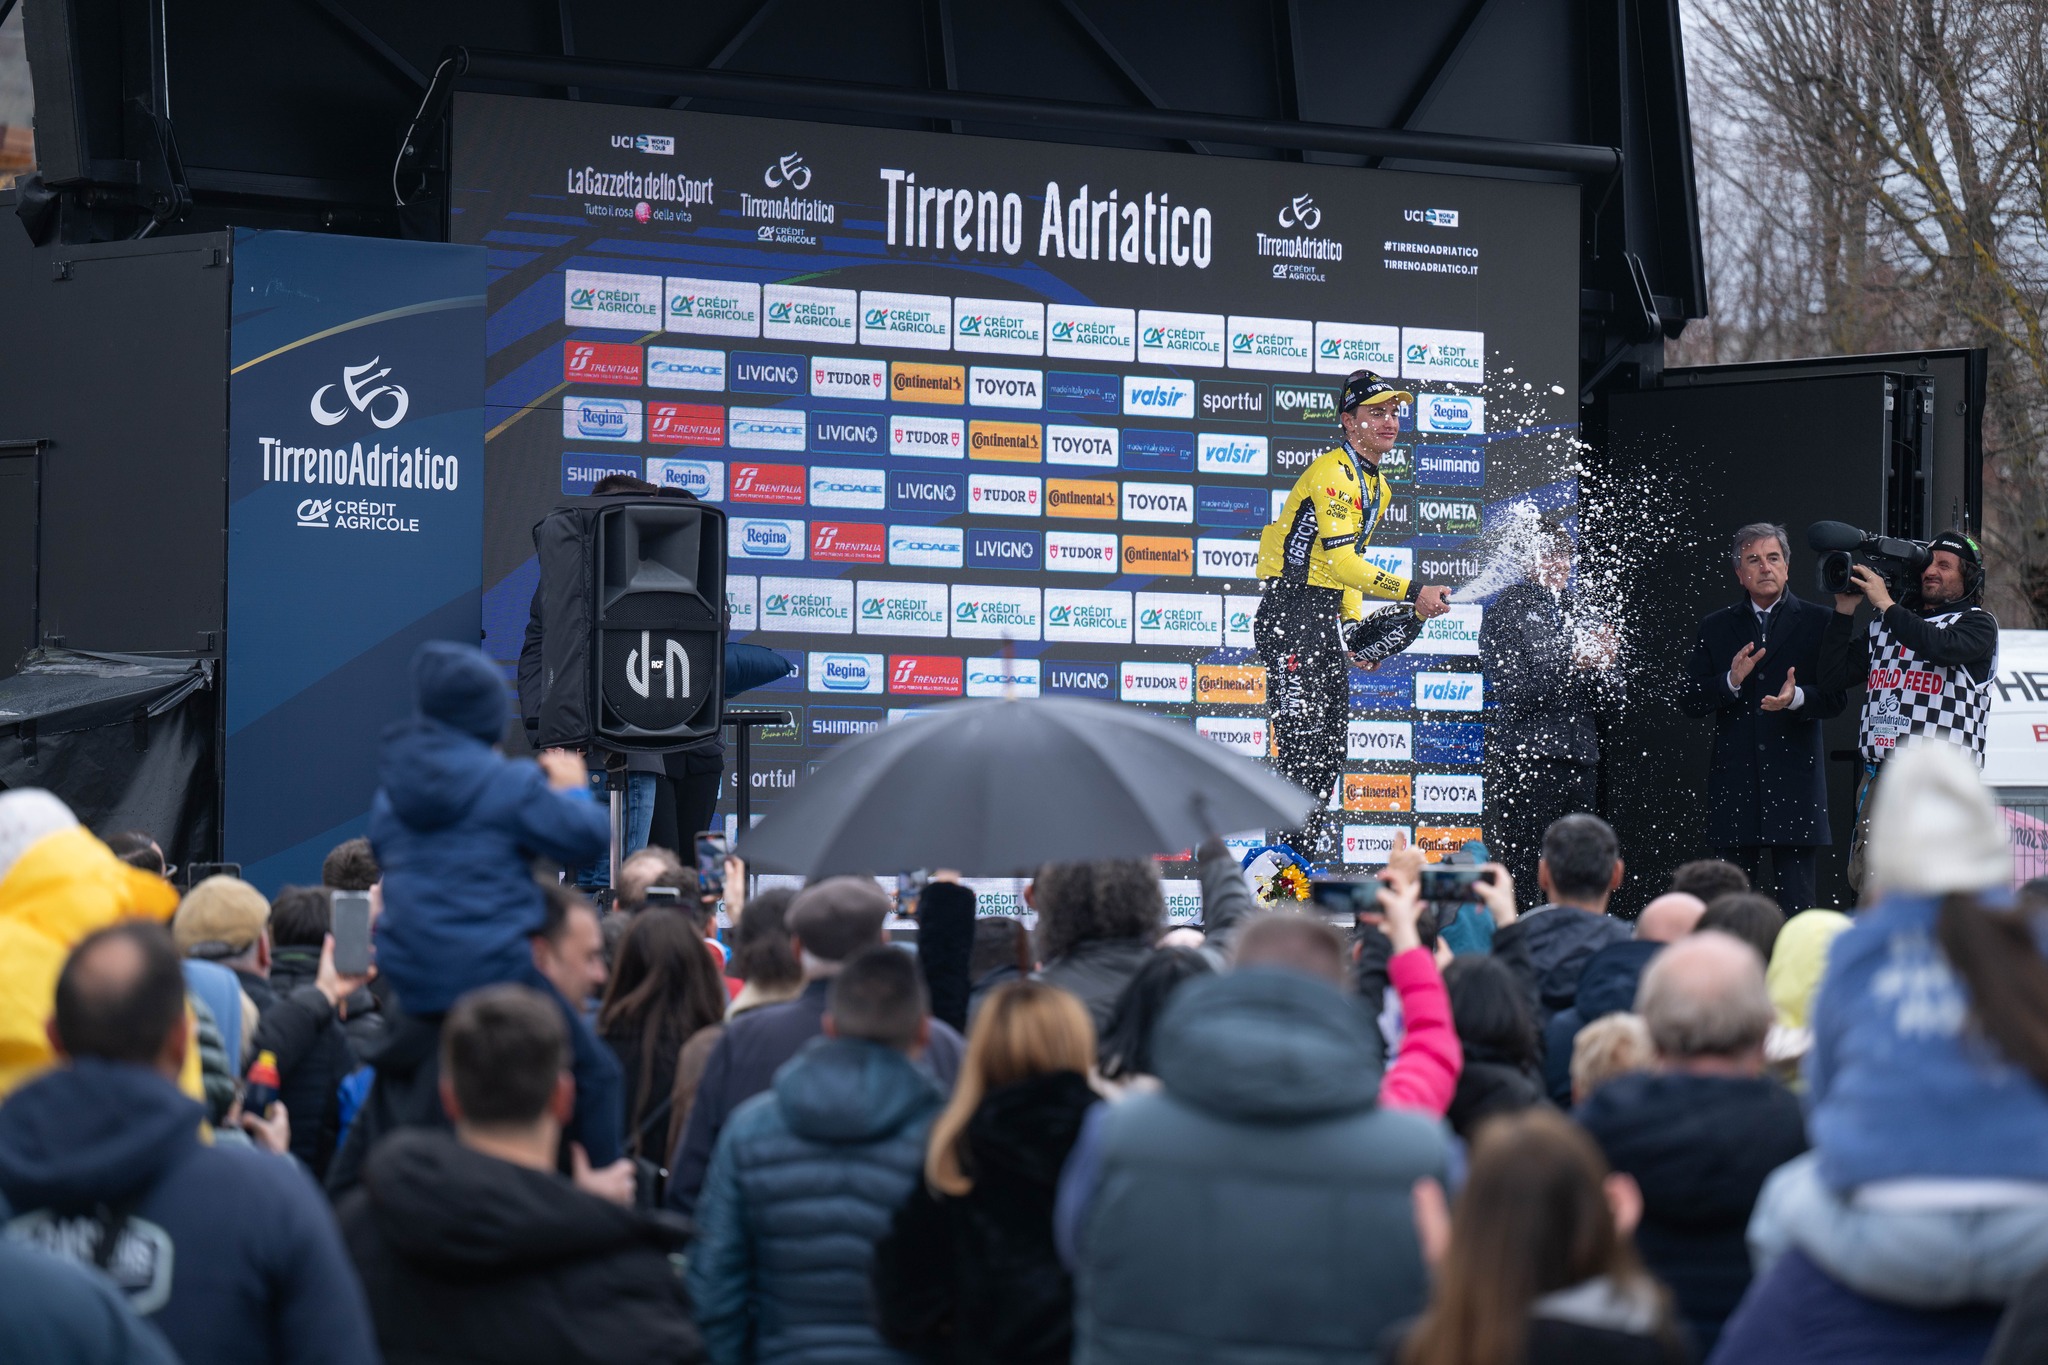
xmin=1576 ymin=931 xmax=1808 ymax=1354
xmin=1680 ymin=521 xmax=1847 ymax=909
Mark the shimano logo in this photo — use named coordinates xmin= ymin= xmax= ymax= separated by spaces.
xmin=311 ymin=358 xmax=409 ymax=429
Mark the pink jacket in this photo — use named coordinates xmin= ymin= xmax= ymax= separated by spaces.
xmin=1378 ymin=947 xmax=1462 ymax=1118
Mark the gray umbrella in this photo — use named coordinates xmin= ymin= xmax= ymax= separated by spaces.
xmin=736 ymin=695 xmax=1314 ymax=878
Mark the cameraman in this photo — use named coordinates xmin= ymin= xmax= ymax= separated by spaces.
xmin=1816 ymin=531 xmax=1997 ymax=888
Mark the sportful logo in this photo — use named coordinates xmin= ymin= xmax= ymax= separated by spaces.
xmin=764 ymin=153 xmax=811 ymax=189
xmin=311 ymin=359 xmax=408 ymax=429
xmin=1277 ymin=195 xmax=1322 ymax=230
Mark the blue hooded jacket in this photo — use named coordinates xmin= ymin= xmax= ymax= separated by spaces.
xmin=1808 ymin=890 xmax=2048 ymax=1190
xmin=688 ymin=1037 xmax=942 ymax=1365
xmin=0 ymin=1059 xmax=378 ymax=1365
xmin=369 ymin=642 xmax=610 ymax=1014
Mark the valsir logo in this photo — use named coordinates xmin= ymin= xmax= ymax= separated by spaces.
xmin=311 ymin=359 xmax=409 ymax=429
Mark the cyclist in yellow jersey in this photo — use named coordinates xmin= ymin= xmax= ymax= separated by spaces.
xmin=1254 ymin=369 xmax=1451 ymax=859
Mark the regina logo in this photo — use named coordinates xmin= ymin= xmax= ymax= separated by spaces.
xmin=296 ymin=498 xmax=332 ymax=527
xmin=764 ymin=153 xmax=811 ymax=189
xmin=1278 ymin=194 xmax=1322 ymax=230
xmin=312 ymin=358 xmax=409 ymax=429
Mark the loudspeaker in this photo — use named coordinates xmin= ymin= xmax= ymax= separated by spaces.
xmin=526 ymin=495 xmax=726 ymax=750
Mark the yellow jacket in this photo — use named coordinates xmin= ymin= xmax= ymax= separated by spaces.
xmin=1255 ymin=444 xmax=1412 ymax=617
xmin=0 ymin=825 xmax=181 ymax=1096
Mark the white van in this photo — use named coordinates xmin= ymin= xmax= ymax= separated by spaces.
xmin=1985 ymin=629 xmax=2048 ymax=883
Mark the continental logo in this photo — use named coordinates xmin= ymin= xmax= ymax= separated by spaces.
xmin=1120 ymin=536 xmax=1193 ymax=575
xmin=968 ymin=420 xmax=1043 ymax=463
xmin=1343 ymin=774 xmax=1412 ymax=812
xmin=1416 ymin=826 xmax=1483 ymax=861
xmin=1196 ymin=664 xmax=1267 ymax=705
xmin=1046 ymin=478 xmax=1119 ymax=519
xmin=890 ymin=362 xmax=965 ymax=404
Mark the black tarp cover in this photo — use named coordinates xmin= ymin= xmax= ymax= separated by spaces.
xmin=0 ymin=650 xmax=217 ymax=870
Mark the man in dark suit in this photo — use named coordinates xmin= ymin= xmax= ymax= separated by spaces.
xmin=1680 ymin=522 xmax=1848 ymax=909
xmin=1481 ymin=516 xmax=1621 ymax=904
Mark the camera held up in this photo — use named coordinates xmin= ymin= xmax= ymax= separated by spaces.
xmin=1807 ymin=521 xmax=1931 ymax=602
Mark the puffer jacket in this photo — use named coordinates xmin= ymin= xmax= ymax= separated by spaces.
xmin=368 ymin=645 xmax=609 ymax=1015
xmin=1061 ymin=967 xmax=1448 ymax=1365
xmin=688 ymin=1036 xmax=942 ymax=1365
xmin=1492 ymin=902 xmax=1633 ymax=1027
xmin=0 ymin=825 xmax=178 ymax=1096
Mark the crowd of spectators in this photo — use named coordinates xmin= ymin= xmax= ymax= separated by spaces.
xmin=2 ymin=641 xmax=2047 ymax=1363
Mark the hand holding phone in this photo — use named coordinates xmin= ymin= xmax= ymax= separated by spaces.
xmin=695 ymin=832 xmax=730 ymax=898
xmin=330 ymin=891 xmax=374 ymax=978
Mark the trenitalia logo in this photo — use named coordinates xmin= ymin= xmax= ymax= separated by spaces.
xmin=564 ymin=341 xmax=641 ymax=387
xmin=1195 ymin=664 xmax=1265 ymax=704
xmin=889 ymin=655 xmax=963 ymax=696
xmin=648 ymin=402 xmax=723 ymax=446
xmin=812 ymin=522 xmax=886 ymax=562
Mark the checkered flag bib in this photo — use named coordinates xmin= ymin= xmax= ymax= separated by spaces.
xmin=1858 ymin=608 xmax=1992 ymax=766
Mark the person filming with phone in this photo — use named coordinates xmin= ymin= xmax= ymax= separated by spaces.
xmin=1814 ymin=530 xmax=1997 ymax=891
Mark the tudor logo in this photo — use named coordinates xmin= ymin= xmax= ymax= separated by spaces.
xmin=311 ymin=358 xmax=409 ymax=429
xmin=764 ymin=153 xmax=812 ymax=190
xmin=1277 ymin=194 xmax=1322 ymax=230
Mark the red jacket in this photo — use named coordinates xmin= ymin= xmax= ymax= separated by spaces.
xmin=1380 ymin=947 xmax=1461 ymax=1118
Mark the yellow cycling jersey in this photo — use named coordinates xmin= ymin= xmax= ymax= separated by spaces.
xmin=1255 ymin=444 xmax=1414 ymax=616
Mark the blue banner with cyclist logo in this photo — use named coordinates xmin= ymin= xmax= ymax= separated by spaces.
xmin=226 ymin=230 xmax=486 ymax=889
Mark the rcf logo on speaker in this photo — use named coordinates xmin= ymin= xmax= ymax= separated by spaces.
xmin=311 ymin=358 xmax=409 ymax=429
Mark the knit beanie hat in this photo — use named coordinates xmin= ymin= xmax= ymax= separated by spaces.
xmin=0 ymin=789 xmax=78 ymax=886
xmin=1865 ymin=741 xmax=2011 ymax=895
xmin=412 ymin=640 xmax=510 ymax=744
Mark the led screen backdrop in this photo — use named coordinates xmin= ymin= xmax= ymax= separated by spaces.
xmin=452 ymin=93 xmax=1580 ymax=861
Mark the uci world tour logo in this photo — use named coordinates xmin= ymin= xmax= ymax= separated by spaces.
xmin=1278 ymin=195 xmax=1321 ymax=230
xmin=764 ymin=153 xmax=811 ymax=190
xmin=311 ymin=359 xmax=409 ymax=429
